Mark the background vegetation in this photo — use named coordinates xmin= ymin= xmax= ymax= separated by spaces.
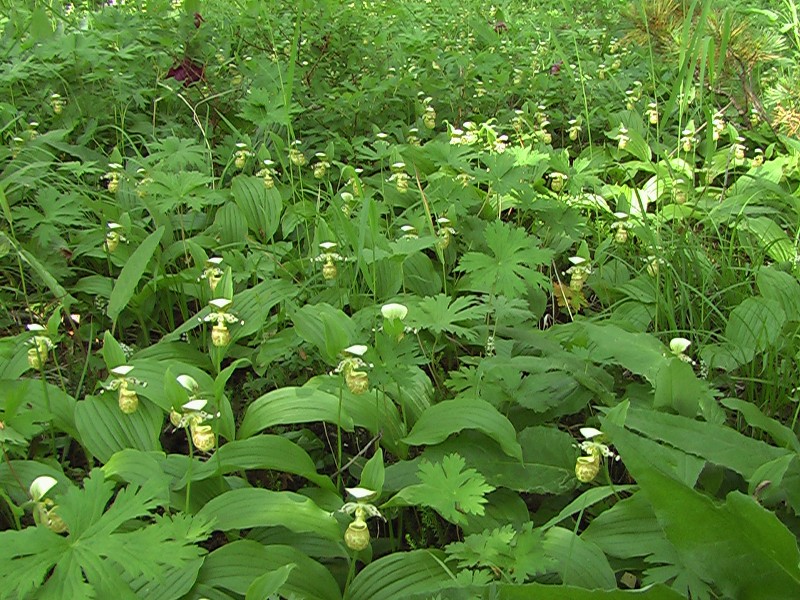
xmin=1 ymin=0 xmax=800 ymax=598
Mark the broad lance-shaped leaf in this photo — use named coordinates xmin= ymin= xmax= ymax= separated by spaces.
xmin=74 ymin=395 xmax=163 ymax=463
xmin=196 ymin=488 xmax=340 ymax=542
xmin=107 ymin=226 xmax=165 ymax=323
xmin=197 ymin=540 xmax=341 ymax=600
xmin=237 ymin=385 xmax=355 ymax=439
xmin=623 ymin=406 xmax=789 ymax=480
xmin=387 ymin=453 xmax=495 ymax=525
xmin=402 ymin=398 xmax=522 ymax=460
xmin=345 ymin=550 xmax=452 ymax=600
xmin=384 ymin=428 xmax=576 ymax=495
xmin=603 ymin=410 xmax=800 ymax=599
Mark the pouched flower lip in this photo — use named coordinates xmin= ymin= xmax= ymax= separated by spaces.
xmin=177 ymin=374 xmax=200 ymax=392
xmin=568 ymin=256 xmax=587 ymax=265
xmin=29 ymin=476 xmax=58 ymax=502
xmin=182 ymin=398 xmax=208 ymax=412
xmin=436 ymin=217 xmax=452 ymax=225
xmin=613 ymin=212 xmax=629 ymax=220
xmin=108 ymin=162 xmax=123 ymax=170
xmin=670 ymin=337 xmax=692 ymax=354
xmin=319 ymin=242 xmax=338 ymax=251
xmin=26 ymin=324 xmax=46 ymax=332
xmin=580 ymin=427 xmax=603 ymax=439
xmin=381 ymin=303 xmax=408 ymax=320
xmin=209 ymin=298 xmax=233 ymax=310
xmin=207 ymin=257 xmax=223 ymax=266
xmin=400 ymin=225 xmax=417 ymax=232
xmin=344 ymin=344 xmax=368 ymax=356
xmin=340 ymin=192 xmax=354 ymax=202
xmin=111 ymin=365 xmax=135 ymax=377
xmin=235 ymin=142 xmax=248 ymax=148
xmin=107 ymin=222 xmax=123 ymax=230
xmin=346 ymin=487 xmax=377 ymax=500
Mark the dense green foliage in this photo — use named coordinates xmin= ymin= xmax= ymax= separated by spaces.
xmin=2 ymin=0 xmax=800 ymax=598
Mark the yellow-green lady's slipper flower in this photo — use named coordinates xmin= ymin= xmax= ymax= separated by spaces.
xmin=575 ymin=427 xmax=618 ymax=483
xmin=203 ymin=298 xmax=242 ymax=347
xmin=732 ymin=137 xmax=746 ymax=161
xmin=29 ymin=476 xmax=67 ymax=533
xmin=336 ymin=345 xmax=372 ymax=395
xmin=234 ymin=143 xmax=251 ymax=169
xmin=566 ymin=257 xmax=592 ymax=292
xmin=105 ymin=365 xmax=146 ymax=414
xmin=388 ymin=163 xmax=410 ymax=192
xmin=104 ymin=222 xmax=126 ymax=253
xmin=50 ymin=93 xmax=65 ymax=115
xmin=680 ymin=128 xmax=695 ymax=153
xmin=26 ymin=324 xmax=54 ymax=370
xmin=568 ymin=118 xmax=582 ymax=140
xmin=753 ymin=148 xmax=764 ymax=167
xmin=191 ymin=423 xmax=216 ymax=452
xmin=313 ymin=153 xmax=331 ymax=179
xmin=106 ymin=163 xmax=123 ymax=193
xmin=171 ymin=377 xmax=219 ymax=451
xmin=647 ymin=102 xmax=659 ymax=125
xmin=423 ymin=105 xmax=437 ymax=129
xmin=617 ymin=125 xmax=630 ymax=150
xmin=201 ymin=257 xmax=224 ymax=293
xmin=256 ymin=159 xmax=277 ymax=189
xmin=549 ymin=172 xmax=568 ymax=192
xmin=289 ymin=141 xmax=306 ymax=166
xmin=314 ymin=242 xmax=346 ymax=280
xmin=340 ymin=487 xmax=384 ymax=551
xmin=436 ymin=217 xmax=456 ymax=250
xmin=611 ymin=212 xmax=630 ymax=244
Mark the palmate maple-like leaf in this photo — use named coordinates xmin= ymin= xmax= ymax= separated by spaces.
xmin=397 ymin=453 xmax=495 ymax=526
xmin=446 ymin=523 xmax=555 ymax=583
xmin=0 ymin=470 xmax=211 ymax=600
xmin=410 ymin=294 xmax=488 ymax=342
xmin=457 ymin=220 xmax=552 ymax=298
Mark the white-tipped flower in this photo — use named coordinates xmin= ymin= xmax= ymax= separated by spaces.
xmin=669 ymin=338 xmax=691 ymax=355
xmin=346 ymin=487 xmax=378 ymax=501
xmin=344 ymin=344 xmax=368 ymax=357
xmin=29 ymin=476 xmax=58 ymax=502
xmin=381 ymin=303 xmax=408 ymax=321
xmin=177 ymin=374 xmax=201 ymax=394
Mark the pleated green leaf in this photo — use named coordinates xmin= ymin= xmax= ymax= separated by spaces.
xmin=196 ymin=488 xmax=340 ymax=541
xmin=604 ymin=410 xmax=800 ymax=600
xmin=237 ymin=386 xmax=354 ymax=439
xmin=197 ymin=540 xmax=341 ymax=600
xmin=214 ymin=435 xmax=335 ymax=491
xmin=74 ymin=395 xmax=163 ymax=463
xmin=402 ymin=398 xmax=522 ymax=460
xmin=345 ymin=550 xmax=453 ymax=600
